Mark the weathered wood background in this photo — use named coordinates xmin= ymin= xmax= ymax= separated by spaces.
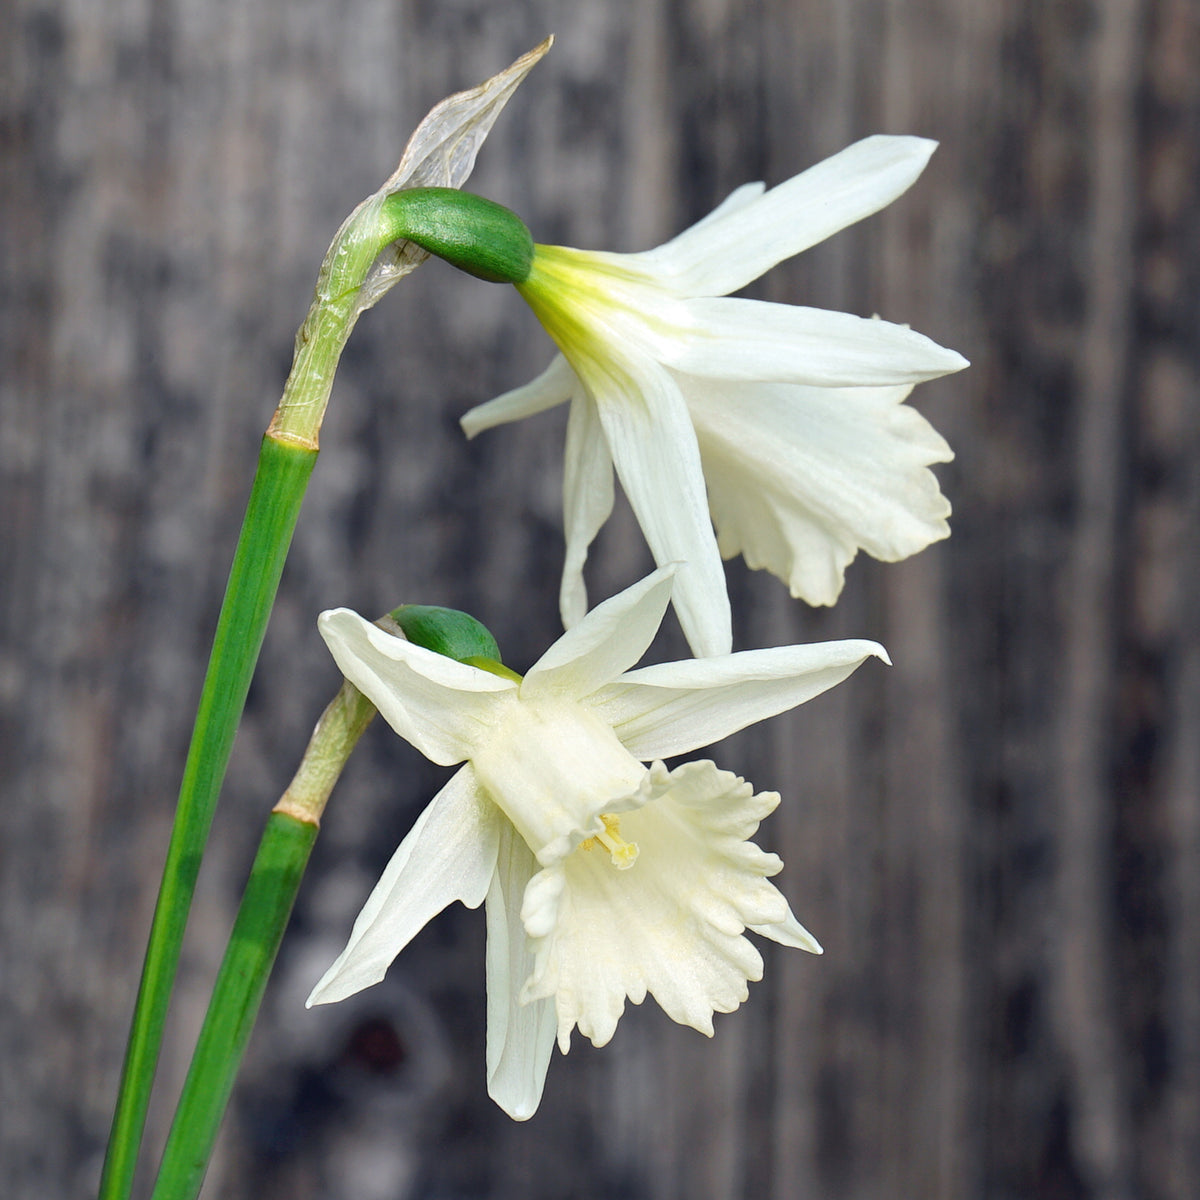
xmin=4 ymin=0 xmax=1198 ymax=1197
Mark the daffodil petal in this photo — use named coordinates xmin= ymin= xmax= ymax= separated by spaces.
xmin=521 ymin=761 xmax=791 ymax=1050
xmin=674 ymin=298 xmax=969 ymax=387
xmin=524 ymin=565 xmax=675 ymax=701
xmin=318 ymin=608 xmax=516 ymax=766
xmin=591 ymin=640 xmax=888 ymax=759
xmin=591 ymin=357 xmax=731 ymax=657
xmin=307 ymin=767 xmax=501 ymax=1005
xmin=460 ymin=353 xmax=577 ymax=439
xmin=689 ymin=377 xmax=953 ymax=605
xmin=558 ymin=392 xmax=615 ymax=630
xmin=641 ymin=135 xmax=937 ymax=297
xmin=485 ymin=820 xmax=558 ymax=1120
xmin=750 ymin=908 xmax=823 ymax=954
xmin=678 ymin=180 xmax=767 ymax=234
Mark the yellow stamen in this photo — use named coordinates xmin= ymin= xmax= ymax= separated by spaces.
xmin=583 ymin=813 xmax=638 ymax=869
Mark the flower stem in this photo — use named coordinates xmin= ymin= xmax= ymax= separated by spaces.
xmin=149 ymin=680 xmax=375 ymax=1200
xmin=98 ymin=434 xmax=316 ymax=1200
xmin=148 ymin=812 xmax=320 ymax=1200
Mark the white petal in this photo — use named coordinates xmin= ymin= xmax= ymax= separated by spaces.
xmin=687 ymin=377 xmax=953 ymax=605
xmin=750 ymin=908 xmax=823 ymax=954
xmin=589 ymin=354 xmax=732 ymax=657
xmin=681 ymin=181 xmax=767 ymax=233
xmin=558 ymin=392 xmax=615 ymax=630
xmin=307 ymin=767 xmax=501 ymax=1005
xmin=524 ymin=566 xmax=675 ymax=702
xmin=485 ymin=820 xmax=558 ymax=1120
xmin=673 ymin=298 xmax=969 ymax=387
xmin=318 ymin=608 xmax=515 ymax=766
xmin=640 ymin=135 xmax=937 ymax=297
xmin=460 ymin=353 xmax=577 ymax=439
xmin=521 ymin=761 xmax=795 ymax=1050
xmin=591 ymin=640 xmax=889 ymax=760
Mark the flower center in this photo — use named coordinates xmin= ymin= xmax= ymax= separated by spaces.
xmin=582 ymin=814 xmax=639 ymax=870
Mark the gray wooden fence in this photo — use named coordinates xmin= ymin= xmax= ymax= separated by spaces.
xmin=4 ymin=0 xmax=1198 ymax=1197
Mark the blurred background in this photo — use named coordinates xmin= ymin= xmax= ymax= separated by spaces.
xmin=3 ymin=0 xmax=1198 ymax=1197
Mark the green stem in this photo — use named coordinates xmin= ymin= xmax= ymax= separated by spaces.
xmin=98 ymin=435 xmax=317 ymax=1200
xmin=150 ymin=680 xmax=375 ymax=1200
xmin=149 ymin=813 xmax=320 ymax=1200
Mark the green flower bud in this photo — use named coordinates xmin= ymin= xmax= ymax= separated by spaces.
xmin=381 ymin=188 xmax=534 ymax=284
xmin=386 ymin=603 xmax=503 ymax=665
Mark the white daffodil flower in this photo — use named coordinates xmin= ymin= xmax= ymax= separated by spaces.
xmin=308 ymin=568 xmax=888 ymax=1119
xmin=461 ymin=135 xmax=968 ymax=658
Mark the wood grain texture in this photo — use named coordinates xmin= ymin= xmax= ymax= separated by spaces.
xmin=3 ymin=1 xmax=1198 ymax=1197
